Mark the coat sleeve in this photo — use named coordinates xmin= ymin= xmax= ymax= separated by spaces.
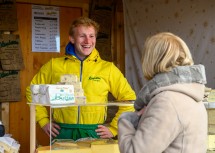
xmin=108 ymin=63 xmax=136 ymax=136
xmin=118 ymin=93 xmax=182 ymax=153
xmin=26 ymin=59 xmax=53 ymax=128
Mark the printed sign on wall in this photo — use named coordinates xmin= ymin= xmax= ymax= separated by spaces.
xmin=0 ymin=34 xmax=24 ymax=70
xmin=32 ymin=5 xmax=60 ymax=52
xmin=0 ymin=70 xmax=21 ymax=102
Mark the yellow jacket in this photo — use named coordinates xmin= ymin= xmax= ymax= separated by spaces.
xmin=26 ymin=48 xmax=136 ymax=136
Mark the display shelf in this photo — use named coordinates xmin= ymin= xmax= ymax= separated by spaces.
xmin=29 ymin=101 xmax=134 ymax=153
xmin=28 ymin=100 xmax=134 ymax=108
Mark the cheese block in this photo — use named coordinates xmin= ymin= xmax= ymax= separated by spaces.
xmin=60 ymin=74 xmax=86 ymax=104
xmin=36 ymin=146 xmax=92 ymax=153
xmin=36 ymin=139 xmax=120 ymax=153
xmin=207 ymin=90 xmax=215 ymax=102
xmin=65 ymin=82 xmax=82 ymax=88
xmin=74 ymin=89 xmax=84 ymax=97
xmin=30 ymin=85 xmax=40 ymax=103
xmin=91 ymin=139 xmax=120 ymax=153
xmin=54 ymin=142 xmax=77 ymax=147
xmin=208 ymin=135 xmax=215 ymax=150
xmin=60 ymin=74 xmax=78 ymax=83
xmin=91 ymin=143 xmax=119 ymax=153
xmin=75 ymin=96 xmax=86 ymax=104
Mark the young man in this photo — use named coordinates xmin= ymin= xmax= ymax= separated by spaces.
xmin=26 ymin=17 xmax=136 ymax=140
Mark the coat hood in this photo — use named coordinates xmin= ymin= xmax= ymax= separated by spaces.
xmin=134 ymin=64 xmax=207 ymax=111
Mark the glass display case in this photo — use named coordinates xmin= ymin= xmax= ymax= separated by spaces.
xmin=29 ymin=101 xmax=134 ymax=153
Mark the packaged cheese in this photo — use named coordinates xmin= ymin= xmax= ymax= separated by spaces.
xmin=31 ymin=85 xmax=75 ymax=105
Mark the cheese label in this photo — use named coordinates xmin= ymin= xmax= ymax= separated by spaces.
xmin=49 ymin=85 xmax=75 ymax=104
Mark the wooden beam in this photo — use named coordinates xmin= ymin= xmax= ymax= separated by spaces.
xmin=30 ymin=105 xmax=36 ymax=153
xmin=1 ymin=103 xmax=9 ymax=133
xmin=16 ymin=0 xmax=89 ymax=16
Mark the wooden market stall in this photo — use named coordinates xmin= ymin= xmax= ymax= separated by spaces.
xmin=0 ymin=0 xmax=125 ymax=153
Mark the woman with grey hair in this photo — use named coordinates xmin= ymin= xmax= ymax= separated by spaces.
xmin=118 ymin=32 xmax=207 ymax=153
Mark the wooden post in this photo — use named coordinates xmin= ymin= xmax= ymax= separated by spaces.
xmin=1 ymin=103 xmax=9 ymax=133
xmin=30 ymin=104 xmax=36 ymax=153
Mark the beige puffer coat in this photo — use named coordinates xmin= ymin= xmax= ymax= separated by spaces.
xmin=118 ymin=65 xmax=207 ymax=153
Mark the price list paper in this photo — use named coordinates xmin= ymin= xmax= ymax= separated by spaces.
xmin=32 ymin=5 xmax=60 ymax=52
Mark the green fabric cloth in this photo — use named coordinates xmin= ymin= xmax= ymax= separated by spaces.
xmin=55 ymin=123 xmax=99 ymax=141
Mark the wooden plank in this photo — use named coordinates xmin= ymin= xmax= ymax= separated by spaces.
xmin=16 ymin=0 xmax=89 ymax=16
xmin=16 ymin=0 xmax=89 ymax=4
xmin=112 ymin=10 xmax=125 ymax=73
xmin=1 ymin=103 xmax=9 ymax=133
xmin=30 ymin=105 xmax=36 ymax=153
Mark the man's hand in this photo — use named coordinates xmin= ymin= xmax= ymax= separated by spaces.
xmin=42 ymin=122 xmax=61 ymax=138
xmin=95 ymin=125 xmax=113 ymax=139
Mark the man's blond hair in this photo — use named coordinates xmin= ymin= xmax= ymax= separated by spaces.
xmin=142 ymin=32 xmax=194 ymax=80
xmin=69 ymin=16 xmax=100 ymax=36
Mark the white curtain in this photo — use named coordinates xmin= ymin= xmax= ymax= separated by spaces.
xmin=123 ymin=0 xmax=215 ymax=94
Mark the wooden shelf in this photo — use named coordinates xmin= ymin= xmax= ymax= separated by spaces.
xmin=28 ymin=101 xmax=134 ymax=108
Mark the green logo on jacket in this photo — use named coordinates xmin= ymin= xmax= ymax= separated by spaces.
xmin=89 ymin=76 xmax=101 ymax=81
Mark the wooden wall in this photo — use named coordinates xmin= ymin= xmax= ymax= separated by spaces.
xmin=10 ymin=1 xmax=88 ymax=152
xmin=5 ymin=0 xmax=124 ymax=153
xmin=112 ymin=0 xmax=125 ymax=73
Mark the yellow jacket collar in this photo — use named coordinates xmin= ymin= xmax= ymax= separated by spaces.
xmin=64 ymin=48 xmax=100 ymax=62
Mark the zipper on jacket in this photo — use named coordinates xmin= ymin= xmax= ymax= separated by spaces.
xmin=77 ymin=60 xmax=83 ymax=124
xmin=80 ymin=61 xmax=83 ymax=82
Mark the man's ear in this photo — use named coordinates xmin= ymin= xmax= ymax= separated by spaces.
xmin=69 ymin=36 xmax=75 ymax=44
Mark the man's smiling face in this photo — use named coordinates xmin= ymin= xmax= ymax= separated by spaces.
xmin=69 ymin=25 xmax=96 ymax=60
